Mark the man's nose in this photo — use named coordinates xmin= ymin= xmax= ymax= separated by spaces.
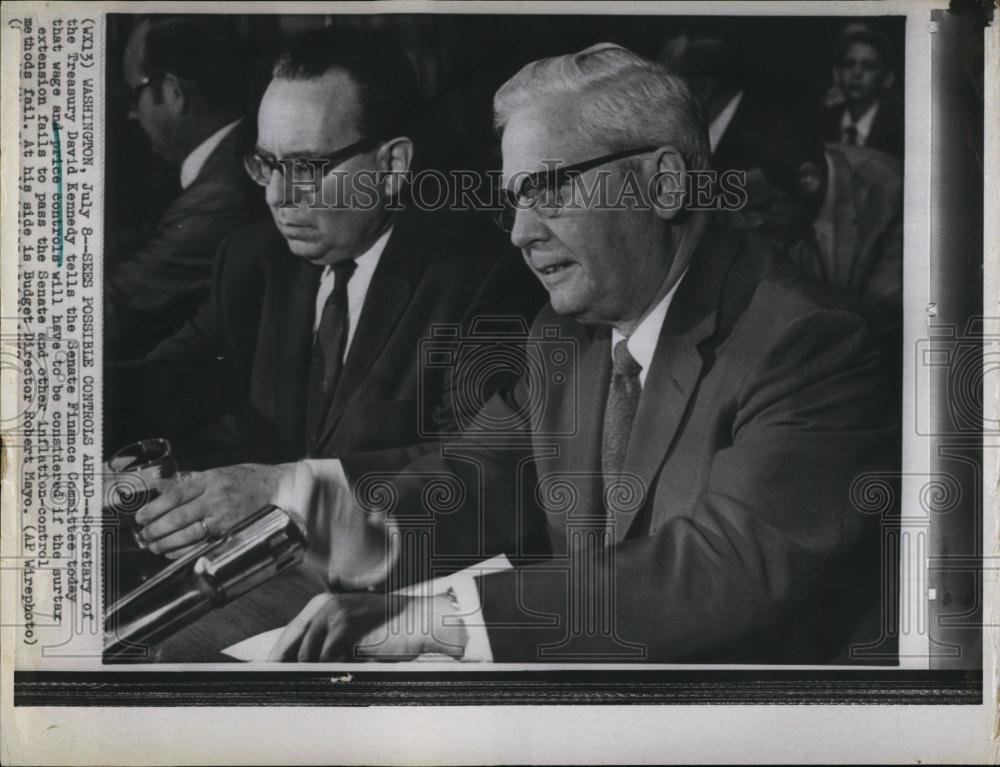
xmin=263 ymin=171 xmax=284 ymax=208
xmin=264 ymin=171 xmax=307 ymax=209
xmin=509 ymin=204 xmax=549 ymax=250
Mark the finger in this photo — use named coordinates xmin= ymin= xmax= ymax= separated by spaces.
xmin=269 ymin=595 xmax=331 ymax=661
xmin=320 ymin=625 xmax=351 ymax=661
xmin=135 ymin=475 xmax=205 ymax=526
xmin=322 ymin=613 xmax=355 ymax=661
xmin=268 ymin=621 xmax=307 ymax=662
xmin=146 ymin=518 xmax=213 ymax=555
xmin=141 ymin=498 xmax=211 ymax=542
xmin=297 ymin=616 xmax=335 ymax=662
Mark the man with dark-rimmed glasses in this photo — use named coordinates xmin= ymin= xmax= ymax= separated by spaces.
xmin=104 ymin=25 xmax=523 ymax=564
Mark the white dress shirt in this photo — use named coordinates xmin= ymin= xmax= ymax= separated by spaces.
xmin=610 ymin=271 xmax=688 ymax=387
xmin=839 ymin=101 xmax=879 ymax=148
xmin=179 ymin=119 xmax=241 ymax=190
xmin=312 ymin=226 xmax=392 ymax=357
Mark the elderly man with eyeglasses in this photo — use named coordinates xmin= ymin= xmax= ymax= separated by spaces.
xmin=269 ymin=43 xmax=898 ymax=664
xmin=103 ymin=26 xmax=535 ymax=567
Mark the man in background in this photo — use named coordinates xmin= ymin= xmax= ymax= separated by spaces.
xmin=661 ymin=33 xmax=792 ymax=174
xmin=106 ymin=16 xmax=264 ymax=359
xmin=818 ymin=23 xmax=903 ymax=159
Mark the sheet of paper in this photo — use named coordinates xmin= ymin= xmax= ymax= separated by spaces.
xmin=222 ymin=554 xmax=513 ymax=661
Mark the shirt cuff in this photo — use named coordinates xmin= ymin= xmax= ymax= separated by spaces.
xmin=271 ymin=458 xmax=397 ymax=591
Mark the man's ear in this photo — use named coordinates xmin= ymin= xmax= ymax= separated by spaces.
xmin=378 ymin=137 xmax=414 ymax=198
xmin=160 ymin=73 xmax=186 ymax=116
xmin=648 ymin=146 xmax=687 ymax=221
xmin=880 ymin=70 xmax=896 ymax=91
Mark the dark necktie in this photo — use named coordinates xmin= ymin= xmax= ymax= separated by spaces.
xmin=601 ymin=339 xmax=643 ymax=484
xmin=305 ymin=259 xmax=357 ymax=452
xmin=843 ymin=124 xmax=859 ymax=146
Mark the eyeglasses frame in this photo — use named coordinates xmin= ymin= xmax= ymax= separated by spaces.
xmin=243 ymin=136 xmax=384 ymax=188
xmin=493 ymin=145 xmax=657 ymax=232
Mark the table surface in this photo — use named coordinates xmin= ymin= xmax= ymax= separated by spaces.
xmin=153 ymin=564 xmax=327 ymax=662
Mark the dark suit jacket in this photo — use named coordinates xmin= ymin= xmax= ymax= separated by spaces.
xmin=818 ymin=94 xmax=904 ymax=159
xmin=105 ymin=207 xmax=515 ymax=472
xmin=384 ymin=217 xmax=898 ymax=663
xmin=105 ymin=120 xmax=266 ymax=359
xmin=711 ymin=92 xmax=795 ymax=173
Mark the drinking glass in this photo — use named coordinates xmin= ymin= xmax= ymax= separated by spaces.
xmin=106 ymin=438 xmax=177 ymax=550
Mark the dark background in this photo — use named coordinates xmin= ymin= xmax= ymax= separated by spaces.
xmin=104 ymin=13 xmax=906 ymax=248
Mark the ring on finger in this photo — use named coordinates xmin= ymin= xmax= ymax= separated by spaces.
xmin=199 ymin=518 xmax=213 ymax=541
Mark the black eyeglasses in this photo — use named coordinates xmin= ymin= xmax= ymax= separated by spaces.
xmin=243 ymin=136 xmax=382 ymax=187
xmin=127 ymin=76 xmax=155 ymax=111
xmin=493 ymin=146 xmax=656 ymax=232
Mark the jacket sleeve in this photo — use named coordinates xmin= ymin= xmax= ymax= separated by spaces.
xmin=104 ymin=178 xmax=260 ymax=358
xmin=103 ymin=233 xmax=255 ymax=455
xmin=338 ymin=254 xmax=546 ymax=483
xmin=361 ymin=365 xmax=548 ymax=588
xmin=475 ymin=309 xmax=896 ymax=662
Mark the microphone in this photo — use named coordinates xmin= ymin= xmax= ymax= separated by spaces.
xmin=104 ymin=505 xmax=308 ymax=659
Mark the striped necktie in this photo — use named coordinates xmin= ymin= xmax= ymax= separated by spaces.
xmin=601 ymin=339 xmax=643 ymax=484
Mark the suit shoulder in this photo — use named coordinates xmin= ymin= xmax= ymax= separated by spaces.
xmin=217 ymin=219 xmax=286 ymax=258
xmin=729 ymin=230 xmax=869 ymax=330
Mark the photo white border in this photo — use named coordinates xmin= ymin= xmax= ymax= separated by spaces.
xmin=1 ymin=0 xmax=995 ymax=763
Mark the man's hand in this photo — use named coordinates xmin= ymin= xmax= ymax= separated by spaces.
xmin=134 ymin=463 xmax=294 ymax=556
xmin=268 ymin=592 xmax=467 ymax=662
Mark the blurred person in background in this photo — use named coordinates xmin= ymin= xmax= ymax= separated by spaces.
xmin=755 ymin=128 xmax=903 ymax=394
xmin=817 ymin=23 xmax=903 ymax=159
xmin=660 ymin=33 xmax=794 ymax=173
xmin=106 ymin=16 xmax=265 ymax=359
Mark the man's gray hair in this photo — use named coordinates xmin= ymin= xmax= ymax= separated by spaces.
xmin=494 ymin=43 xmax=710 ymax=171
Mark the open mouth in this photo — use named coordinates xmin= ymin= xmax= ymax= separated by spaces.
xmin=537 ymin=261 xmax=575 ymax=276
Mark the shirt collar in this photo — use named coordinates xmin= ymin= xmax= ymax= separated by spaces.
xmin=708 ymin=90 xmax=744 ymax=152
xmin=321 ymin=224 xmax=393 ymax=280
xmin=179 ymin=119 xmax=242 ymax=190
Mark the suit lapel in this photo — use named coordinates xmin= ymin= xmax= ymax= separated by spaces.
xmin=314 ymin=211 xmax=433 ymax=449
xmin=538 ymin=321 xmax=611 ymax=555
xmin=614 ymin=223 xmax=740 ymax=543
xmin=265 ymin=253 xmax=322 ymax=451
